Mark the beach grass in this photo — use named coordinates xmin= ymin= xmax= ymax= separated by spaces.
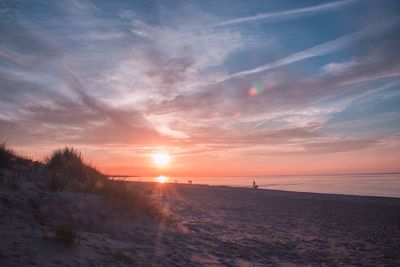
xmin=45 ymin=147 xmax=166 ymax=220
xmin=0 ymin=143 xmax=18 ymax=169
xmin=46 ymin=147 xmax=105 ymax=192
xmin=54 ymin=224 xmax=79 ymax=247
xmin=0 ymin=143 xmax=21 ymax=189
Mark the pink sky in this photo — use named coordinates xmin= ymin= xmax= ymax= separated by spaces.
xmin=1 ymin=0 xmax=400 ymax=177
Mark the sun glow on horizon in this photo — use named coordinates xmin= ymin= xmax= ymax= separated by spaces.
xmin=157 ymin=175 xmax=168 ymax=183
xmin=152 ymin=152 xmax=171 ymax=167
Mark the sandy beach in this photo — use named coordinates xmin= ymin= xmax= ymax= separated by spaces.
xmin=1 ymin=158 xmax=400 ymax=266
xmin=132 ymin=182 xmax=400 ymax=266
xmin=2 ymin=0 xmax=400 ymax=265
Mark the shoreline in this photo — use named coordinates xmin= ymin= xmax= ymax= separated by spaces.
xmin=126 ymin=180 xmax=400 ymax=200
xmin=129 ymin=180 xmax=400 ymax=265
xmin=2 ymin=163 xmax=400 ymax=265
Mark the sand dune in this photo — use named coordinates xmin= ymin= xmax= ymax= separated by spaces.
xmin=1 ymin=160 xmax=400 ymax=266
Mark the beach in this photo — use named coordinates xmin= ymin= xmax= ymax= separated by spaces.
xmin=2 ymin=0 xmax=400 ymax=265
xmin=1 ymin=160 xmax=400 ymax=266
xmin=132 ymin=182 xmax=400 ymax=266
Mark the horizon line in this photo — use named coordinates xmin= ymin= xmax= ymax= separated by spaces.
xmin=108 ymin=172 xmax=400 ymax=178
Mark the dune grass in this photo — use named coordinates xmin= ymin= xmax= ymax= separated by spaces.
xmin=46 ymin=147 xmax=166 ymax=221
xmin=0 ymin=142 xmax=33 ymax=169
xmin=101 ymin=178 xmax=165 ymax=220
xmin=0 ymin=143 xmax=21 ymax=189
xmin=0 ymin=143 xmax=18 ymax=169
xmin=46 ymin=147 xmax=106 ymax=192
xmin=54 ymin=224 xmax=79 ymax=247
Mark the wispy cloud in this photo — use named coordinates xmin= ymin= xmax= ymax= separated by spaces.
xmin=218 ymin=0 xmax=356 ymax=27
xmin=151 ymin=39 xmax=400 ymax=148
xmin=221 ymin=17 xmax=399 ymax=81
xmin=1 ymin=0 xmax=399 ymax=174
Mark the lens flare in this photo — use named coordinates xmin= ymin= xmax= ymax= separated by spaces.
xmin=248 ymin=87 xmax=257 ymax=96
xmin=248 ymin=81 xmax=265 ymax=96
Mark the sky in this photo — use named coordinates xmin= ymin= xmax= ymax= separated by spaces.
xmin=1 ymin=0 xmax=400 ymax=177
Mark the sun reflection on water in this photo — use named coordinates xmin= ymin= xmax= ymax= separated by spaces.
xmin=157 ymin=175 xmax=168 ymax=183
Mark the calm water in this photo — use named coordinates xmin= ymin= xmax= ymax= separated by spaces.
xmin=126 ymin=173 xmax=400 ymax=198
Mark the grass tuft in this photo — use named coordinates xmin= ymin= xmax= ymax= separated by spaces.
xmin=0 ymin=143 xmax=18 ymax=169
xmin=100 ymin=179 xmax=166 ymax=221
xmin=46 ymin=147 xmax=167 ymax=221
xmin=54 ymin=224 xmax=79 ymax=247
xmin=46 ymin=147 xmax=106 ymax=192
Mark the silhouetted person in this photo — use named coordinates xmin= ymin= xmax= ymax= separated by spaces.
xmin=188 ymin=180 xmax=192 ymax=185
xmin=253 ymin=180 xmax=258 ymax=189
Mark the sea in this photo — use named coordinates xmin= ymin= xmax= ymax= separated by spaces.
xmin=123 ymin=173 xmax=400 ymax=198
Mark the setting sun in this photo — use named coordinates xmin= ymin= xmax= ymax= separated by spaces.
xmin=152 ymin=152 xmax=171 ymax=167
xmin=157 ymin=175 xmax=168 ymax=183
xmin=2 ymin=1 xmax=400 ymax=265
